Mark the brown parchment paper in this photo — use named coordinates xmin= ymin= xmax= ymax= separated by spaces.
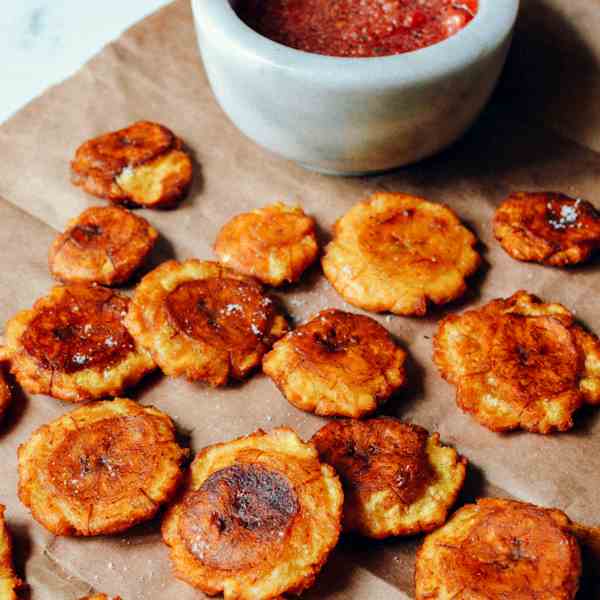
xmin=0 ymin=0 xmax=600 ymax=598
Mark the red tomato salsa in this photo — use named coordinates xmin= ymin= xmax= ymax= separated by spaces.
xmin=235 ymin=0 xmax=478 ymax=58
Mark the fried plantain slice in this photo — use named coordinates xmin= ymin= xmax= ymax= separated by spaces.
xmin=71 ymin=121 xmax=193 ymax=208
xmin=322 ymin=193 xmax=480 ymax=316
xmin=312 ymin=418 xmax=466 ymax=539
xmin=79 ymin=594 xmax=122 ymax=600
xmin=0 ymin=505 xmax=21 ymax=600
xmin=125 ymin=260 xmax=288 ymax=386
xmin=434 ymin=290 xmax=600 ymax=433
xmin=494 ymin=192 xmax=600 ymax=266
xmin=4 ymin=284 xmax=155 ymax=402
xmin=415 ymin=498 xmax=582 ymax=600
xmin=18 ymin=398 xmax=187 ymax=536
xmin=0 ymin=366 xmax=10 ymax=424
xmin=214 ymin=202 xmax=319 ymax=287
xmin=49 ymin=206 xmax=158 ymax=286
xmin=263 ymin=309 xmax=407 ymax=418
xmin=162 ymin=427 xmax=343 ymax=600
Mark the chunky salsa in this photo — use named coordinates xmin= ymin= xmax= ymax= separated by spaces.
xmin=236 ymin=0 xmax=478 ymax=58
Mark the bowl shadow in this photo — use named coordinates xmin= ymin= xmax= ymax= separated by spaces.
xmin=499 ymin=0 xmax=600 ymax=146
xmin=371 ymin=3 xmax=599 ymax=195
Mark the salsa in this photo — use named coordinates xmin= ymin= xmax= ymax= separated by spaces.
xmin=235 ymin=0 xmax=478 ymax=58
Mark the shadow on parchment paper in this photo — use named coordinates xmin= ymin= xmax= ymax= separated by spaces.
xmin=9 ymin=521 xmax=32 ymax=599
xmin=560 ymin=251 xmax=600 ymax=273
xmin=272 ymin=262 xmax=330 ymax=326
xmin=579 ymin=579 xmax=600 ymax=600
xmin=569 ymin=403 xmax=600 ymax=437
xmin=127 ymin=369 xmax=165 ymax=403
xmin=302 ymin=544 xmax=357 ymax=599
xmin=108 ymin=518 xmax=162 ymax=546
xmin=143 ymin=232 xmax=177 ymax=274
xmin=335 ymin=532 xmax=420 ymax=595
xmin=127 ymin=370 xmax=196 ymax=451
xmin=313 ymin=219 xmax=334 ymax=249
xmin=182 ymin=143 xmax=205 ymax=208
xmin=455 ymin=461 xmax=487 ymax=505
xmin=376 ymin=100 xmax=594 ymax=204
xmin=117 ymin=232 xmax=178 ymax=293
xmin=64 ymin=518 xmax=162 ymax=552
xmin=379 ymin=352 xmax=424 ymax=420
xmin=422 ymin=250 xmax=490 ymax=326
xmin=275 ymin=259 xmax=323 ymax=297
xmin=578 ymin=522 xmax=600 ymax=599
xmin=0 ymin=370 xmax=29 ymax=438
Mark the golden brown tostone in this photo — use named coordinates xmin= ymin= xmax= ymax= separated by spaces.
xmin=214 ymin=202 xmax=319 ymax=286
xmin=434 ymin=290 xmax=600 ymax=434
xmin=162 ymin=427 xmax=343 ymax=600
xmin=415 ymin=498 xmax=583 ymax=600
xmin=494 ymin=191 xmax=600 ymax=266
xmin=312 ymin=418 xmax=466 ymax=538
xmin=71 ymin=121 xmax=192 ymax=208
xmin=18 ymin=398 xmax=188 ymax=536
xmin=263 ymin=309 xmax=407 ymax=417
xmin=49 ymin=205 xmax=158 ymax=285
xmin=126 ymin=260 xmax=288 ymax=386
xmin=322 ymin=193 xmax=480 ymax=316
xmin=4 ymin=284 xmax=155 ymax=402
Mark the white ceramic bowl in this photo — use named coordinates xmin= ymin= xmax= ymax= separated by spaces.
xmin=193 ymin=0 xmax=519 ymax=175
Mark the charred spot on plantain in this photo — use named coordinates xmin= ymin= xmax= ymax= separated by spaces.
xmin=515 ymin=345 xmax=530 ymax=365
xmin=342 ymin=440 xmax=379 ymax=468
xmin=195 ymin=465 xmax=297 ymax=534
xmin=394 ymin=457 xmax=435 ymax=505
xmin=313 ymin=327 xmax=359 ymax=354
xmin=181 ymin=464 xmax=298 ymax=571
xmin=71 ymin=223 xmax=103 ymax=245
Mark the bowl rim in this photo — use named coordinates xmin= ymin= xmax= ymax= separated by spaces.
xmin=193 ymin=0 xmax=520 ymax=85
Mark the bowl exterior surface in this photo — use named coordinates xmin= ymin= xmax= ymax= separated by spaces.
xmin=193 ymin=1 xmax=519 ymax=174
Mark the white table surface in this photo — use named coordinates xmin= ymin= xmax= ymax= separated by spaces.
xmin=0 ymin=0 xmax=173 ymax=124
